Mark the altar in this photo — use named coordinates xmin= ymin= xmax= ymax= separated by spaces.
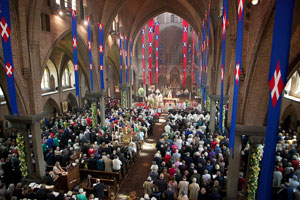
xmin=163 ymin=97 xmax=179 ymax=105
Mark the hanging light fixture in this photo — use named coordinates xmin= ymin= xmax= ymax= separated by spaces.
xmin=251 ymin=0 xmax=259 ymax=5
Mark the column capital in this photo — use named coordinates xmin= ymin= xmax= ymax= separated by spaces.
xmin=119 ymin=84 xmax=131 ymax=90
xmin=208 ymin=94 xmax=229 ymax=102
xmin=226 ymin=125 xmax=266 ymax=137
xmin=5 ymin=113 xmax=47 ymax=126
xmin=85 ymin=91 xmax=106 ymax=101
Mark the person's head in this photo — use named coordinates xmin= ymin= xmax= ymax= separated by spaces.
xmin=192 ymin=178 xmax=197 ymax=183
xmin=239 ymin=172 xmax=244 ymax=178
xmin=79 ymin=188 xmax=84 ymax=194
xmin=159 ymin=173 xmax=164 ymax=180
xmin=200 ymin=187 xmax=206 ymax=194
xmin=214 ymin=180 xmax=219 ymax=187
xmin=96 ymin=179 xmax=100 ymax=183
xmin=55 ymin=161 xmax=60 ymax=167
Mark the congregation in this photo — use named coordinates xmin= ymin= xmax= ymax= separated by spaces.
xmin=0 ymin=99 xmax=299 ymax=200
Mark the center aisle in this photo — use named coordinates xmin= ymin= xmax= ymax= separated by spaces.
xmin=116 ymin=114 xmax=168 ymax=200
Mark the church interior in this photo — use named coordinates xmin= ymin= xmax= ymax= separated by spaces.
xmin=0 ymin=0 xmax=299 ymax=199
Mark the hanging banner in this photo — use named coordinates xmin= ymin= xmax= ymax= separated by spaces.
xmin=258 ymin=0 xmax=295 ymax=199
xmin=229 ymin=0 xmax=245 ymax=158
xmin=0 ymin=0 xmax=19 ymax=115
xmin=148 ymin=19 xmax=154 ymax=86
xmin=196 ymin=35 xmax=200 ymax=87
xmin=130 ymin=38 xmax=133 ymax=84
xmin=87 ymin=16 xmax=94 ymax=92
xmin=119 ymin=33 xmax=123 ymax=85
xmin=142 ymin=27 xmax=145 ymax=86
xmin=201 ymin=14 xmax=207 ymax=102
xmin=125 ymin=35 xmax=128 ymax=84
xmin=192 ymin=31 xmax=195 ymax=85
xmin=219 ymin=0 xmax=228 ymax=133
xmin=71 ymin=8 xmax=79 ymax=96
xmin=182 ymin=20 xmax=188 ymax=87
xmin=155 ymin=22 xmax=160 ymax=84
xmin=204 ymin=2 xmax=211 ymax=107
xmin=98 ymin=23 xmax=104 ymax=90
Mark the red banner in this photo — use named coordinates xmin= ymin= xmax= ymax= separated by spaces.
xmin=148 ymin=19 xmax=154 ymax=86
xmin=182 ymin=20 xmax=188 ymax=87
xmin=192 ymin=30 xmax=195 ymax=85
xmin=142 ymin=27 xmax=145 ymax=85
xmin=155 ymin=22 xmax=160 ymax=84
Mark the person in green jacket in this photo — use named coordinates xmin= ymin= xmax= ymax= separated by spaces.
xmin=76 ymin=188 xmax=87 ymax=200
xmin=53 ymin=136 xmax=59 ymax=148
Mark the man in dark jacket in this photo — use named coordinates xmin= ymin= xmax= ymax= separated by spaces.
xmin=94 ymin=179 xmax=109 ymax=200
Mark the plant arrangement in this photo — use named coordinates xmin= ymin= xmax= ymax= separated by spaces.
xmin=246 ymin=145 xmax=263 ymax=200
xmin=16 ymin=131 xmax=28 ymax=177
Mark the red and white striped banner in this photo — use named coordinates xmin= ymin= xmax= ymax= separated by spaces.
xmin=155 ymin=22 xmax=160 ymax=84
xmin=192 ymin=30 xmax=195 ymax=85
xmin=182 ymin=20 xmax=189 ymax=87
xmin=142 ymin=27 xmax=145 ymax=85
xmin=148 ymin=19 xmax=154 ymax=86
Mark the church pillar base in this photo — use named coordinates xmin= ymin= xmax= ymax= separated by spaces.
xmin=5 ymin=113 xmax=47 ymax=179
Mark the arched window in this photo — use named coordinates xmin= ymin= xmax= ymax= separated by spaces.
xmin=41 ymin=68 xmax=50 ymax=89
xmin=62 ymin=67 xmax=70 ymax=87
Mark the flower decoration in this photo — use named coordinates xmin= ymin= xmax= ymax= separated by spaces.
xmin=16 ymin=131 xmax=28 ymax=177
xmin=246 ymin=145 xmax=263 ymax=200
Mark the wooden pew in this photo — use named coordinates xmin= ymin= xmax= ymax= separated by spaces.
xmin=80 ymin=177 xmax=117 ymax=200
xmin=80 ymin=169 xmax=122 ymax=184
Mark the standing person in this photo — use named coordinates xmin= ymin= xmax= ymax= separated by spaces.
xmin=143 ymin=177 xmax=154 ymax=196
xmin=103 ymin=154 xmax=113 ymax=172
xmin=189 ymin=178 xmax=200 ymax=200
xmin=177 ymin=191 xmax=189 ymax=200
xmin=112 ymin=155 xmax=122 ymax=172
xmin=273 ymin=166 xmax=283 ymax=187
xmin=93 ymin=179 xmax=109 ymax=200
xmin=163 ymin=184 xmax=175 ymax=200
xmin=77 ymin=188 xmax=87 ymax=200
xmin=178 ymin=176 xmax=189 ymax=197
xmin=238 ymin=172 xmax=246 ymax=195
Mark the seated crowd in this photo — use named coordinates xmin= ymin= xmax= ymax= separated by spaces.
xmin=143 ymin=110 xmax=231 ymax=200
xmin=0 ymin=98 xmax=155 ymax=199
xmin=272 ymin=126 xmax=300 ymax=200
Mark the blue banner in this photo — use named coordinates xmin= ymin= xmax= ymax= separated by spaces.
xmin=125 ymin=36 xmax=128 ymax=84
xmin=71 ymin=9 xmax=79 ymax=96
xmin=204 ymin=2 xmax=211 ymax=107
xmin=120 ymin=33 xmax=123 ymax=84
xmin=258 ymin=0 xmax=294 ymax=199
xmin=98 ymin=23 xmax=104 ymax=90
xmin=196 ymin=36 xmax=200 ymax=87
xmin=202 ymin=13 xmax=207 ymax=108
xmin=130 ymin=39 xmax=133 ymax=84
xmin=229 ymin=0 xmax=245 ymax=158
xmin=0 ymin=0 xmax=19 ymax=115
xmin=87 ymin=16 xmax=93 ymax=92
xmin=219 ymin=0 xmax=228 ymax=133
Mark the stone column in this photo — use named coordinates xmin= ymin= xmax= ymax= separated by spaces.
xmin=209 ymin=96 xmax=216 ymax=132
xmin=31 ymin=122 xmax=45 ymax=178
xmin=227 ymin=135 xmax=242 ymax=199
xmin=119 ymin=84 xmax=131 ymax=108
xmin=208 ymin=95 xmax=229 ymax=133
xmin=128 ymin=85 xmax=133 ymax=108
xmin=99 ymin=95 xmax=105 ymax=127
xmin=5 ymin=113 xmax=47 ymax=179
xmin=85 ymin=92 xmax=106 ymax=127
xmin=226 ymin=125 xmax=266 ymax=199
